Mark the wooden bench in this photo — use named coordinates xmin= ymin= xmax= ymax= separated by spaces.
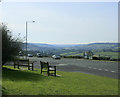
xmin=14 ymin=59 xmax=34 ymax=70
xmin=40 ymin=61 xmax=56 ymax=76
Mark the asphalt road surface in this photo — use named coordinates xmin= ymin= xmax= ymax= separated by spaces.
xmin=28 ymin=57 xmax=118 ymax=79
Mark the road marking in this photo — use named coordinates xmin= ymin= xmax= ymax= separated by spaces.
xmin=58 ymin=64 xmax=67 ymax=66
xmin=88 ymin=67 xmax=92 ymax=69
xmin=111 ymin=71 xmax=115 ymax=73
xmin=104 ymin=69 xmax=109 ymax=71
xmin=88 ymin=67 xmax=116 ymax=73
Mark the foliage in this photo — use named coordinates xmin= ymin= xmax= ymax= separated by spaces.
xmin=94 ymin=51 xmax=119 ymax=59
xmin=1 ymin=23 xmax=22 ymax=65
xmin=2 ymin=66 xmax=118 ymax=95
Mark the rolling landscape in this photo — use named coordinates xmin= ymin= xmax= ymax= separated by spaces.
xmin=22 ymin=42 xmax=120 ymax=59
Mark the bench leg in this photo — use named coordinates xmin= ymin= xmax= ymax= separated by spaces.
xmin=32 ymin=63 xmax=33 ymax=71
xmin=54 ymin=67 xmax=56 ymax=76
xmin=41 ymin=68 xmax=42 ymax=74
xmin=28 ymin=65 xmax=30 ymax=70
xmin=55 ymin=70 xmax=56 ymax=76
xmin=48 ymin=70 xmax=49 ymax=76
xmin=18 ymin=65 xmax=19 ymax=69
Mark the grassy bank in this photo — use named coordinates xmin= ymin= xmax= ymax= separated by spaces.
xmin=2 ymin=66 xmax=118 ymax=95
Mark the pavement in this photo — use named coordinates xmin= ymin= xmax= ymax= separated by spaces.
xmin=27 ymin=57 xmax=118 ymax=79
xmin=5 ymin=57 xmax=118 ymax=79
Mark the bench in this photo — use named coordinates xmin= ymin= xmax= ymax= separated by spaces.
xmin=14 ymin=59 xmax=34 ymax=70
xmin=40 ymin=61 xmax=56 ymax=76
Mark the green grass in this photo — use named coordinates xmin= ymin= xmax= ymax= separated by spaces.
xmin=2 ymin=66 xmax=118 ymax=95
xmin=60 ymin=52 xmax=77 ymax=56
xmin=61 ymin=51 xmax=119 ymax=59
xmin=94 ymin=52 xmax=119 ymax=59
xmin=60 ymin=52 xmax=83 ymax=56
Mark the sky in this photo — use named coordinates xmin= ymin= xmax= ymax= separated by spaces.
xmin=0 ymin=1 xmax=118 ymax=44
xmin=1 ymin=0 xmax=120 ymax=2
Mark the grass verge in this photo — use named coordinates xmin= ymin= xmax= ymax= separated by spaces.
xmin=2 ymin=65 xmax=118 ymax=95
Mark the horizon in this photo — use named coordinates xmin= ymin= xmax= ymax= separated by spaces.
xmin=26 ymin=41 xmax=118 ymax=45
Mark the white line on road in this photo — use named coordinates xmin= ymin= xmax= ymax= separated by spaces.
xmin=88 ymin=67 xmax=116 ymax=73
xmin=88 ymin=67 xmax=92 ymax=69
xmin=111 ymin=71 xmax=115 ymax=73
xmin=104 ymin=69 xmax=109 ymax=71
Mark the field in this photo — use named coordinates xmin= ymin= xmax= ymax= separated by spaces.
xmin=2 ymin=65 xmax=118 ymax=95
xmin=94 ymin=52 xmax=119 ymax=59
xmin=60 ymin=52 xmax=83 ymax=56
xmin=60 ymin=51 xmax=119 ymax=59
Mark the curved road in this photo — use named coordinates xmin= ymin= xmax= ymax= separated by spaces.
xmin=28 ymin=57 xmax=118 ymax=79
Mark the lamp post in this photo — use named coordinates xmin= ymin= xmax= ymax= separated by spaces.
xmin=25 ymin=21 xmax=35 ymax=59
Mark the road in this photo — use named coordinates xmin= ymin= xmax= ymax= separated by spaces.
xmin=28 ymin=57 xmax=118 ymax=79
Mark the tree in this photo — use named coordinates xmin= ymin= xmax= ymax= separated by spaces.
xmin=1 ymin=23 xmax=22 ymax=65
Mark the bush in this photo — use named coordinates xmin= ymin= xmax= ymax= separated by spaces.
xmin=61 ymin=55 xmax=83 ymax=59
xmin=1 ymin=23 xmax=22 ymax=65
xmin=93 ymin=56 xmax=110 ymax=60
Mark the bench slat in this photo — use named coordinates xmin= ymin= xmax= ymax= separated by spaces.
xmin=40 ymin=61 xmax=56 ymax=76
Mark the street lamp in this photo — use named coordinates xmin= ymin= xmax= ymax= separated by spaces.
xmin=25 ymin=21 xmax=35 ymax=59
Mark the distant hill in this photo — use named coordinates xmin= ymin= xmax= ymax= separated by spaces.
xmin=22 ymin=43 xmax=61 ymax=52
xmin=32 ymin=43 xmax=57 ymax=48
xmin=74 ymin=43 xmax=119 ymax=51
xmin=22 ymin=42 xmax=119 ymax=52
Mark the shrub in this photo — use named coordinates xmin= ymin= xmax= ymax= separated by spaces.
xmin=1 ymin=23 xmax=22 ymax=65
